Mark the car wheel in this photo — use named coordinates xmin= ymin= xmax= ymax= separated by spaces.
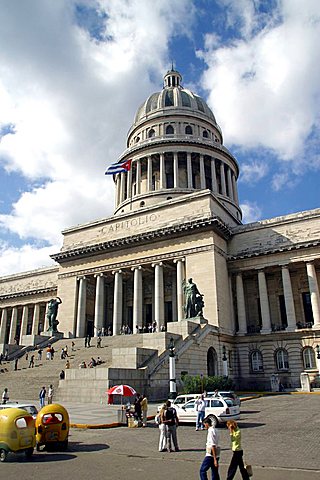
xmin=0 ymin=449 xmax=8 ymax=462
xmin=25 ymin=447 xmax=33 ymax=459
xmin=208 ymin=415 xmax=218 ymax=427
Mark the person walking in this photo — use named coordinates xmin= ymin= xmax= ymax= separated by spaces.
xmin=39 ymin=386 xmax=46 ymax=408
xmin=141 ymin=394 xmax=148 ymax=427
xmin=164 ymin=400 xmax=180 ymax=452
xmin=157 ymin=404 xmax=167 ymax=452
xmin=199 ymin=416 xmax=220 ymax=480
xmin=48 ymin=384 xmax=54 ymax=404
xmin=28 ymin=354 xmax=35 ymax=368
xmin=195 ymin=394 xmax=206 ymax=430
xmin=226 ymin=420 xmax=250 ymax=480
xmin=2 ymin=387 xmax=9 ymax=404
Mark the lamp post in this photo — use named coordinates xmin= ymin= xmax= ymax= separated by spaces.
xmin=316 ymin=345 xmax=320 ymax=360
xmin=168 ymin=337 xmax=177 ymax=399
xmin=222 ymin=345 xmax=228 ymax=377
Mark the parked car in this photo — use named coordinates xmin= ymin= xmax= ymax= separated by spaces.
xmin=207 ymin=391 xmax=241 ymax=407
xmin=157 ymin=393 xmax=199 ymax=412
xmin=0 ymin=402 xmax=39 ymax=419
xmin=174 ymin=397 xmax=240 ymax=427
xmin=0 ymin=408 xmax=35 ymax=462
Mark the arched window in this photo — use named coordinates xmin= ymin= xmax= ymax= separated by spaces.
xmin=250 ymin=350 xmax=263 ymax=372
xmin=148 ymin=129 xmax=155 ymax=138
xmin=166 ymin=125 xmax=174 ymax=135
xmin=202 ymin=130 xmax=208 ymax=138
xmin=303 ymin=347 xmax=316 ymax=369
xmin=275 ymin=348 xmax=289 ymax=371
xmin=207 ymin=347 xmax=218 ymax=377
xmin=185 ymin=125 xmax=193 ymax=135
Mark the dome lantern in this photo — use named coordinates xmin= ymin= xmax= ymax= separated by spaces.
xmin=163 ymin=68 xmax=182 ymax=89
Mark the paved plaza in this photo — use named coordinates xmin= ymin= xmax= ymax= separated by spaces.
xmin=1 ymin=394 xmax=320 ymax=479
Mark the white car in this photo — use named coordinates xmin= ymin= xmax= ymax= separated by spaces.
xmin=157 ymin=393 xmax=199 ymax=412
xmin=0 ymin=402 xmax=39 ymax=419
xmin=207 ymin=391 xmax=241 ymax=407
xmin=174 ymin=397 xmax=240 ymax=427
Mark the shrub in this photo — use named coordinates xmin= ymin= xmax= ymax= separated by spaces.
xmin=182 ymin=374 xmax=234 ymax=393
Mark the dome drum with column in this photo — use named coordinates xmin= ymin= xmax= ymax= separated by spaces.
xmin=113 ymin=69 xmax=241 ymax=221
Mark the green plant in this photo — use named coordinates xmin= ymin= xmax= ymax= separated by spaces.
xmin=181 ymin=374 xmax=234 ymax=393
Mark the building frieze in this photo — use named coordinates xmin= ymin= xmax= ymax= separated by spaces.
xmin=0 ymin=285 xmax=57 ymax=301
xmin=228 ymin=239 xmax=320 ymax=261
xmin=52 ymin=216 xmax=231 ymax=263
xmin=57 ymin=245 xmax=214 ymax=280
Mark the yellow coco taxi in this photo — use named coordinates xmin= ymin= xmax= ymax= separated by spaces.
xmin=35 ymin=403 xmax=69 ymax=451
xmin=0 ymin=408 xmax=36 ymax=462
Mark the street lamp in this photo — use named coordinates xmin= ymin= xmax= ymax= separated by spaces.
xmin=168 ymin=337 xmax=177 ymax=399
xmin=316 ymin=345 xmax=320 ymax=360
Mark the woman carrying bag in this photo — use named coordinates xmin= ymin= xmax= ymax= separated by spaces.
xmin=226 ymin=420 xmax=251 ymax=480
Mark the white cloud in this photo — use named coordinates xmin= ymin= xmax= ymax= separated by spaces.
xmin=0 ymin=242 xmax=58 ymax=275
xmin=240 ymin=160 xmax=268 ymax=184
xmin=240 ymin=201 xmax=262 ymax=223
xmin=199 ymin=0 xmax=320 ymax=165
xmin=0 ymin=0 xmax=195 ymax=275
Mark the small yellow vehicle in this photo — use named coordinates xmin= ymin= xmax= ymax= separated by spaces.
xmin=0 ymin=408 xmax=36 ymax=462
xmin=35 ymin=403 xmax=69 ymax=451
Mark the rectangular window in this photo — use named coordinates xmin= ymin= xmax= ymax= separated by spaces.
xmin=302 ymin=292 xmax=314 ymax=325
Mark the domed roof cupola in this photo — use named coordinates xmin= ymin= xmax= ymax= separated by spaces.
xmin=112 ymin=68 xmax=242 ymax=225
xmin=163 ymin=68 xmax=182 ymax=88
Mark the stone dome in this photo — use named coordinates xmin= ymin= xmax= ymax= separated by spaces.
xmin=134 ymin=69 xmax=217 ymax=125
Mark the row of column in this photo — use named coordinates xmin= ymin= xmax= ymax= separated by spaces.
xmin=0 ymin=303 xmax=46 ymax=345
xmin=236 ymin=262 xmax=320 ymax=335
xmin=76 ymin=259 xmax=186 ymax=337
xmin=115 ymin=153 xmax=239 ymax=206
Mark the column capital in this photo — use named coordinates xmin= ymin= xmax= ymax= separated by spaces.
xmin=173 ymin=257 xmax=185 ymax=264
xmin=152 ymin=262 xmax=163 ymax=268
xmin=112 ymin=269 xmax=122 ymax=275
xmin=77 ymin=275 xmax=87 ymax=281
xmin=94 ymin=272 xmax=105 ymax=278
xmin=131 ymin=265 xmax=142 ymax=272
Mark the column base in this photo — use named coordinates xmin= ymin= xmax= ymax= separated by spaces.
xmin=260 ymin=328 xmax=271 ymax=335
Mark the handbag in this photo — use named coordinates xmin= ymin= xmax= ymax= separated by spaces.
xmin=245 ymin=464 xmax=253 ymax=477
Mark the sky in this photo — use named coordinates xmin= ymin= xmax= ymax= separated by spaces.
xmin=0 ymin=0 xmax=320 ymax=276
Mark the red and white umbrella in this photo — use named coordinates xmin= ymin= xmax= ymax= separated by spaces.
xmin=107 ymin=384 xmax=136 ymax=396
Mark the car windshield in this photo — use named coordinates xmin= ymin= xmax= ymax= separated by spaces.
xmin=22 ymin=405 xmax=38 ymax=416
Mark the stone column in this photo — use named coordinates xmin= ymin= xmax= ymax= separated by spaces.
xmin=147 ymin=156 xmax=152 ymax=191
xmin=232 ymin=173 xmax=239 ymax=204
xmin=0 ymin=308 xmax=7 ymax=344
xmin=227 ymin=167 xmax=234 ymax=200
xmin=220 ymin=162 xmax=227 ymax=195
xmin=76 ymin=277 xmax=87 ymax=338
xmin=127 ymin=163 xmax=133 ymax=199
xmin=173 ymin=152 xmax=179 ymax=188
xmin=200 ymin=154 xmax=206 ymax=189
xmin=153 ymin=262 xmax=164 ymax=331
xmin=258 ymin=270 xmax=271 ymax=334
xmin=113 ymin=270 xmax=123 ymax=335
xmin=19 ymin=305 xmax=29 ymax=343
xmin=187 ymin=152 xmax=193 ymax=188
xmin=236 ymin=274 xmax=247 ymax=334
xmin=94 ymin=274 xmax=105 ymax=335
xmin=211 ymin=158 xmax=217 ymax=192
xmin=159 ymin=153 xmax=166 ymax=189
xmin=281 ymin=266 xmax=297 ymax=331
xmin=9 ymin=307 xmax=18 ymax=344
xmin=120 ymin=172 xmax=126 ymax=202
xmin=174 ymin=258 xmax=185 ymax=321
xmin=132 ymin=266 xmax=143 ymax=333
xmin=229 ymin=275 xmax=236 ymax=333
xmin=31 ymin=303 xmax=40 ymax=336
xmin=306 ymin=262 xmax=320 ymax=329
xmin=136 ymin=159 xmax=141 ymax=195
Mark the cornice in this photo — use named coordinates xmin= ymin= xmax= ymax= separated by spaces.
xmin=52 ymin=216 xmax=231 ymax=264
xmin=228 ymin=239 xmax=320 ymax=261
xmin=0 ymin=286 xmax=57 ymax=301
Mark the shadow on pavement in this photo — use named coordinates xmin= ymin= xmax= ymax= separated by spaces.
xmin=238 ymin=422 xmax=265 ymax=428
xmin=5 ymin=453 xmax=77 ymax=463
xmin=69 ymin=442 xmax=110 ymax=452
xmin=240 ymin=410 xmax=261 ymax=414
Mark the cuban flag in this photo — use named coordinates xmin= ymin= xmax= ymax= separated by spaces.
xmin=105 ymin=159 xmax=132 ymax=175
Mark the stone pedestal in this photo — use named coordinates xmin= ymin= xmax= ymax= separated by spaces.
xmin=300 ymin=372 xmax=311 ymax=392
